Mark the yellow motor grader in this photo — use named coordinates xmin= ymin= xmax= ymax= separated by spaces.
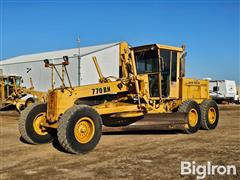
xmin=19 ymin=42 xmax=219 ymax=154
xmin=0 ymin=75 xmax=46 ymax=111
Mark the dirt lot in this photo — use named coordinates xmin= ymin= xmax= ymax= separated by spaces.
xmin=0 ymin=105 xmax=239 ymax=179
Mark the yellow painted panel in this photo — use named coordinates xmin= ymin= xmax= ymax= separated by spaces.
xmin=180 ymin=78 xmax=209 ymax=102
xmin=47 ymin=81 xmax=129 ymax=121
xmin=169 ymin=82 xmax=178 ymax=98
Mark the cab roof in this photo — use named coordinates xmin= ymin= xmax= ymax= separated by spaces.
xmin=132 ymin=44 xmax=184 ymax=52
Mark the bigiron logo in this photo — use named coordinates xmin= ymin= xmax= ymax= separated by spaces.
xmin=180 ymin=161 xmax=237 ymax=179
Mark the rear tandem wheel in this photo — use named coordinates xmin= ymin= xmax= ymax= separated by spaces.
xmin=200 ymin=99 xmax=219 ymax=130
xmin=178 ymin=100 xmax=201 ymax=134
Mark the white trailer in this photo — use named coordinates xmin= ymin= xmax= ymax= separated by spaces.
xmin=209 ymin=80 xmax=239 ymax=103
xmin=0 ymin=42 xmax=121 ymax=92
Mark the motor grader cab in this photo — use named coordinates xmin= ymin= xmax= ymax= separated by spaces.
xmin=133 ymin=44 xmax=185 ymax=99
xmin=19 ymin=42 xmax=219 ymax=154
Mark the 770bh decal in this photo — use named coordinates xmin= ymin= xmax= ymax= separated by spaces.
xmin=92 ymin=87 xmax=111 ymax=95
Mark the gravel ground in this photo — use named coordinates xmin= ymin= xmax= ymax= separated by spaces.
xmin=0 ymin=105 xmax=239 ymax=179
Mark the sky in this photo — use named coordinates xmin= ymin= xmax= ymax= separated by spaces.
xmin=0 ymin=0 xmax=239 ymax=83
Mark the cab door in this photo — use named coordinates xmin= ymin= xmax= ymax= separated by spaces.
xmin=135 ymin=49 xmax=161 ymax=98
xmin=160 ymin=49 xmax=171 ymax=97
xmin=159 ymin=49 xmax=179 ymax=98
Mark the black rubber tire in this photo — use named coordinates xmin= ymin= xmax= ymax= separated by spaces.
xmin=102 ymin=116 xmax=144 ymax=127
xmin=18 ymin=103 xmax=53 ymax=144
xmin=178 ymin=100 xmax=201 ymax=134
xmin=25 ymin=97 xmax=37 ymax=108
xmin=200 ymin=99 xmax=219 ymax=130
xmin=57 ymin=105 xmax=102 ymax=154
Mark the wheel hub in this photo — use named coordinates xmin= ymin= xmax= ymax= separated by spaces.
xmin=188 ymin=108 xmax=198 ymax=127
xmin=74 ymin=117 xmax=95 ymax=144
xmin=33 ymin=112 xmax=48 ymax=135
xmin=208 ymin=107 xmax=216 ymax=124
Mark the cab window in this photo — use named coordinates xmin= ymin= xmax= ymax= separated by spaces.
xmin=135 ymin=50 xmax=159 ymax=74
xmin=4 ymin=79 xmax=9 ymax=86
xmin=15 ymin=78 xmax=21 ymax=87
xmin=160 ymin=50 xmax=177 ymax=82
xmin=160 ymin=50 xmax=170 ymax=75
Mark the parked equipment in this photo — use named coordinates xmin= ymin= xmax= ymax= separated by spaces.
xmin=0 ymin=75 xmax=22 ymax=110
xmin=209 ymin=80 xmax=239 ymax=104
xmin=19 ymin=42 xmax=219 ymax=154
xmin=0 ymin=75 xmax=46 ymax=111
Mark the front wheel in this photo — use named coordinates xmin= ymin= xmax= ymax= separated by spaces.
xmin=18 ymin=103 xmax=53 ymax=144
xmin=57 ymin=105 xmax=102 ymax=154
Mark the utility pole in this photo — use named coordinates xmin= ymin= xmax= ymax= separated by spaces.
xmin=77 ymin=36 xmax=81 ymax=86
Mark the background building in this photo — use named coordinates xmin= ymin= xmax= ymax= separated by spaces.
xmin=0 ymin=42 xmax=121 ymax=92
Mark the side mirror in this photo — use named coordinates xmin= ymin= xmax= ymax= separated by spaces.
xmin=63 ymin=56 xmax=69 ymax=65
xmin=44 ymin=59 xmax=50 ymax=67
xmin=180 ymin=52 xmax=187 ymax=77
xmin=180 ymin=52 xmax=187 ymax=59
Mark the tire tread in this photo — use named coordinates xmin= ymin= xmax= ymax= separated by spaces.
xmin=57 ymin=105 xmax=102 ymax=154
xmin=200 ymin=99 xmax=219 ymax=130
xmin=19 ymin=103 xmax=44 ymax=144
xmin=178 ymin=100 xmax=201 ymax=134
